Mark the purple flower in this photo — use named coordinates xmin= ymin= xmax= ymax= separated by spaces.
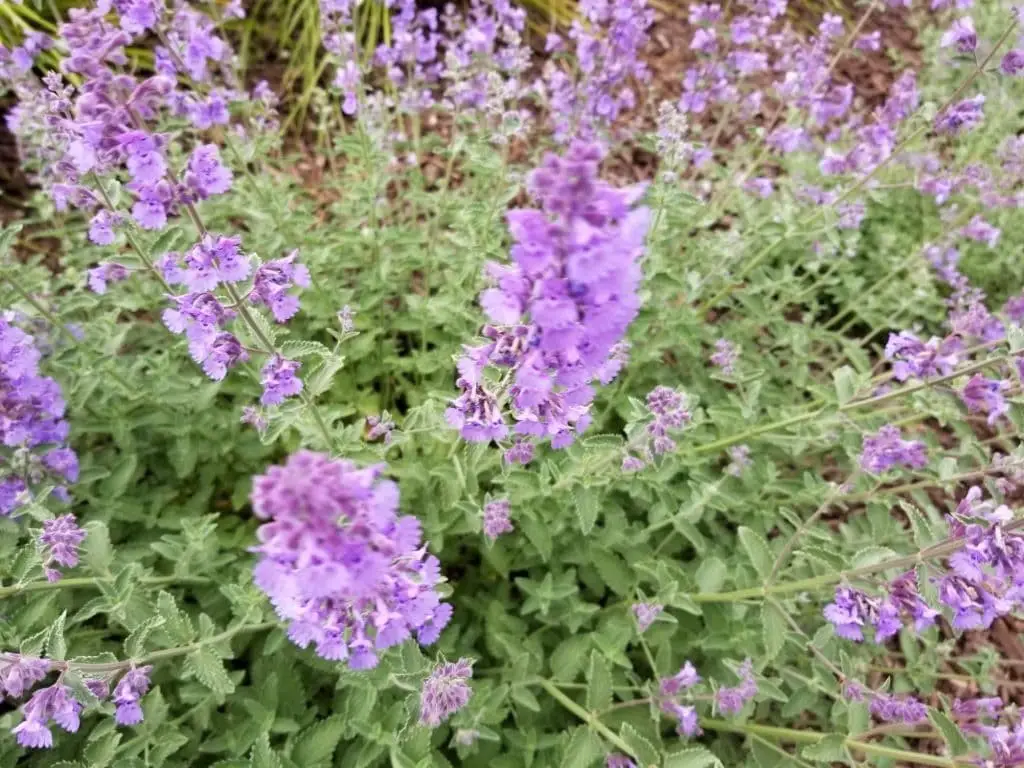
xmin=824 ymin=586 xmax=873 ymax=641
xmin=884 ymin=331 xmax=961 ymax=381
xmin=250 ymin=251 xmax=311 ymax=323
xmin=726 ymin=444 xmax=751 ymax=477
xmin=450 ymin=143 xmax=649 ymax=450
xmin=87 ymin=211 xmax=123 ymax=245
xmin=482 ymin=499 xmax=513 ymax=540
xmin=260 ymin=356 xmax=303 ymax=406
xmin=419 ymin=658 xmax=473 ymax=727
xmin=606 ymin=755 xmax=638 ymax=768
xmin=0 ymin=656 xmax=51 ymax=698
xmin=960 ymin=215 xmax=1000 ymax=248
xmin=241 ymin=406 xmax=268 ymax=433
xmin=503 ymin=439 xmax=535 ymax=465
xmin=661 ymin=700 xmax=702 ymax=737
xmin=112 ymin=666 xmax=151 ymax=726
xmin=181 ymin=234 xmax=250 ymax=292
xmin=39 ymin=514 xmax=86 ymax=581
xmin=184 ymin=144 xmax=233 ymax=199
xmin=859 ymin=425 xmax=928 ymax=475
xmin=199 ymin=332 xmax=247 ymax=381
xmin=869 ymin=692 xmax=928 ymax=724
xmin=660 ymin=661 xmax=700 ymax=696
xmin=12 ymin=683 xmax=81 ymax=748
xmin=251 ymin=452 xmax=451 ymax=667
xmin=632 ymin=602 xmax=663 ymax=632
xmin=710 ymin=339 xmax=738 ymax=375
xmin=939 ymin=17 xmax=977 ymax=53
xmin=961 ymin=375 xmax=1009 ymax=425
xmin=744 ymin=178 xmax=773 ymax=198
xmin=87 ymin=263 xmax=131 ymax=294
xmin=935 ymin=95 xmax=985 ymax=135
xmin=714 ymin=659 xmax=757 ymax=715
xmin=1002 ymin=50 xmax=1024 ymax=75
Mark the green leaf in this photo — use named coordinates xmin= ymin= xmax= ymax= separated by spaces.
xmin=185 ymin=648 xmax=235 ymax=695
xmin=82 ymin=521 xmax=113 ymax=576
xmin=511 ymin=685 xmax=541 ymax=712
xmin=84 ymin=731 xmax=122 ymax=768
xmin=761 ymin=602 xmax=787 ymax=662
xmin=574 ymin=486 xmax=599 ymax=535
xmin=663 ymin=746 xmax=722 ymax=768
xmin=832 ymin=366 xmax=857 ymax=405
xmin=278 ymin=340 xmax=332 ymax=359
xmin=618 ymin=724 xmax=659 ymax=766
xmin=156 ymin=591 xmax=195 ymax=644
xmin=559 ymin=727 xmax=602 ymax=768
xmin=800 ymin=735 xmax=848 ymax=762
xmin=124 ymin=615 xmax=166 ymax=658
xmin=738 ymin=527 xmax=774 ymax=580
xmin=250 ymin=733 xmax=284 ymax=768
xmin=695 ymin=557 xmax=728 ymax=593
xmin=308 ymin=355 xmax=346 ymax=396
xmin=585 ymin=651 xmax=612 ymax=712
xmin=293 ymin=715 xmax=346 ymax=765
xmin=851 ymin=546 xmax=899 ymax=570
xmin=928 ymin=711 xmax=969 ymax=755
xmin=47 ymin=610 xmax=68 ymax=661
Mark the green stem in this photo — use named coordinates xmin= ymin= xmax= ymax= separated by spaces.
xmin=0 ymin=575 xmax=212 ymax=600
xmin=0 ymin=272 xmax=79 ymax=344
xmin=538 ymin=679 xmax=638 ymax=760
xmin=699 ymin=720 xmax=962 ymax=767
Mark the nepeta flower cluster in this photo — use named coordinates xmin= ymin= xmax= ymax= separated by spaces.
xmin=0 ymin=654 xmax=152 ymax=749
xmin=419 ymin=658 xmax=473 ymax=728
xmin=656 ymin=659 xmax=757 ymax=738
xmin=622 ymin=386 xmax=692 ymax=471
xmin=448 ymin=142 xmax=650 ymax=459
xmin=0 ymin=318 xmax=78 ymax=515
xmin=251 ymin=451 xmax=451 ymax=668
xmin=482 ymin=498 xmax=513 ymax=541
xmin=38 ymin=514 xmax=86 ymax=582
xmin=859 ymin=425 xmax=928 ymax=475
xmin=826 ymin=486 xmax=1023 ymax=641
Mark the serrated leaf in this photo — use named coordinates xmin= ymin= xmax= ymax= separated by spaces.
xmin=695 ymin=557 xmax=728 ymax=593
xmin=293 ymin=715 xmax=345 ymax=765
xmin=851 ymin=546 xmax=898 ymax=570
xmin=84 ymin=731 xmax=122 ymax=768
xmin=511 ymin=685 xmax=541 ymax=712
xmin=250 ymin=733 xmax=284 ymax=768
xmin=125 ymin=615 xmax=166 ymax=658
xmin=585 ymin=651 xmax=612 ymax=712
xmin=761 ymin=602 xmax=787 ymax=663
xmin=618 ymin=724 xmax=659 ymax=766
xmin=574 ymin=486 xmax=599 ymax=535
xmin=246 ymin=309 xmax=278 ymax=348
xmin=738 ymin=527 xmax=774 ymax=580
xmin=185 ymin=648 xmax=235 ymax=695
xmin=47 ymin=610 xmax=68 ymax=661
xmin=309 ymin=355 xmax=345 ymax=396
xmin=800 ymin=735 xmax=848 ymax=762
xmin=929 ymin=711 xmax=969 ymax=755
xmin=278 ymin=340 xmax=331 ymax=359
xmin=157 ymin=591 xmax=195 ymax=643
xmin=559 ymin=727 xmax=602 ymax=768
xmin=82 ymin=521 xmax=113 ymax=576
xmin=663 ymin=746 xmax=721 ymax=768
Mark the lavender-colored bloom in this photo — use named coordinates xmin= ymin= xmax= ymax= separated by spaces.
xmin=859 ymin=425 xmax=927 ymax=475
xmin=0 ymin=655 xmax=51 ymax=699
xmin=869 ymin=692 xmax=928 ymax=724
xmin=419 ymin=658 xmax=473 ymax=727
xmin=240 ymin=406 xmax=268 ymax=433
xmin=482 ymin=499 xmax=513 ymax=540
xmin=199 ymin=332 xmax=247 ymax=381
xmin=112 ymin=666 xmax=151 ymax=726
xmin=12 ymin=683 xmax=81 ymax=748
xmin=184 ymin=144 xmax=232 ymax=199
xmin=87 ymin=263 xmax=131 ymax=294
xmin=251 ymin=452 xmax=451 ymax=667
xmin=855 ymin=31 xmax=882 ymax=51
xmin=714 ymin=659 xmax=757 ymax=715
xmin=260 ymin=356 xmax=303 ymax=406
xmin=939 ymin=17 xmax=977 ymax=53
xmin=250 ymin=251 xmax=311 ymax=323
xmin=961 ymin=215 xmax=1000 ymax=248
xmin=661 ymin=700 xmax=702 ymax=737
xmin=661 ymin=661 xmax=700 ymax=696
xmin=744 ymin=178 xmax=773 ymax=198
xmin=606 ymin=754 xmax=638 ymax=768
xmin=39 ymin=514 xmax=86 ymax=582
xmin=181 ymin=234 xmax=250 ymax=292
xmin=450 ymin=143 xmax=650 ymax=450
xmin=824 ymin=586 xmax=873 ymax=641
xmin=884 ymin=331 xmax=961 ymax=381
xmin=1002 ymin=50 xmax=1024 ymax=75
xmin=503 ymin=439 xmax=534 ymax=465
xmin=935 ymin=95 xmax=985 ymax=135
xmin=961 ymin=375 xmax=1009 ymax=425
xmin=726 ymin=444 xmax=751 ymax=477
xmin=88 ymin=211 xmax=123 ymax=245
xmin=710 ymin=339 xmax=738 ymax=375
xmin=621 ymin=454 xmax=646 ymax=472
xmin=632 ymin=602 xmax=663 ymax=632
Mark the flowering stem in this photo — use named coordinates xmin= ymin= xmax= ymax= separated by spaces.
xmin=699 ymin=720 xmax=963 ymax=767
xmin=537 ymin=679 xmax=638 ymax=760
xmin=0 ymin=574 xmax=211 ymax=599
xmin=688 ymin=518 xmax=1024 ymax=603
